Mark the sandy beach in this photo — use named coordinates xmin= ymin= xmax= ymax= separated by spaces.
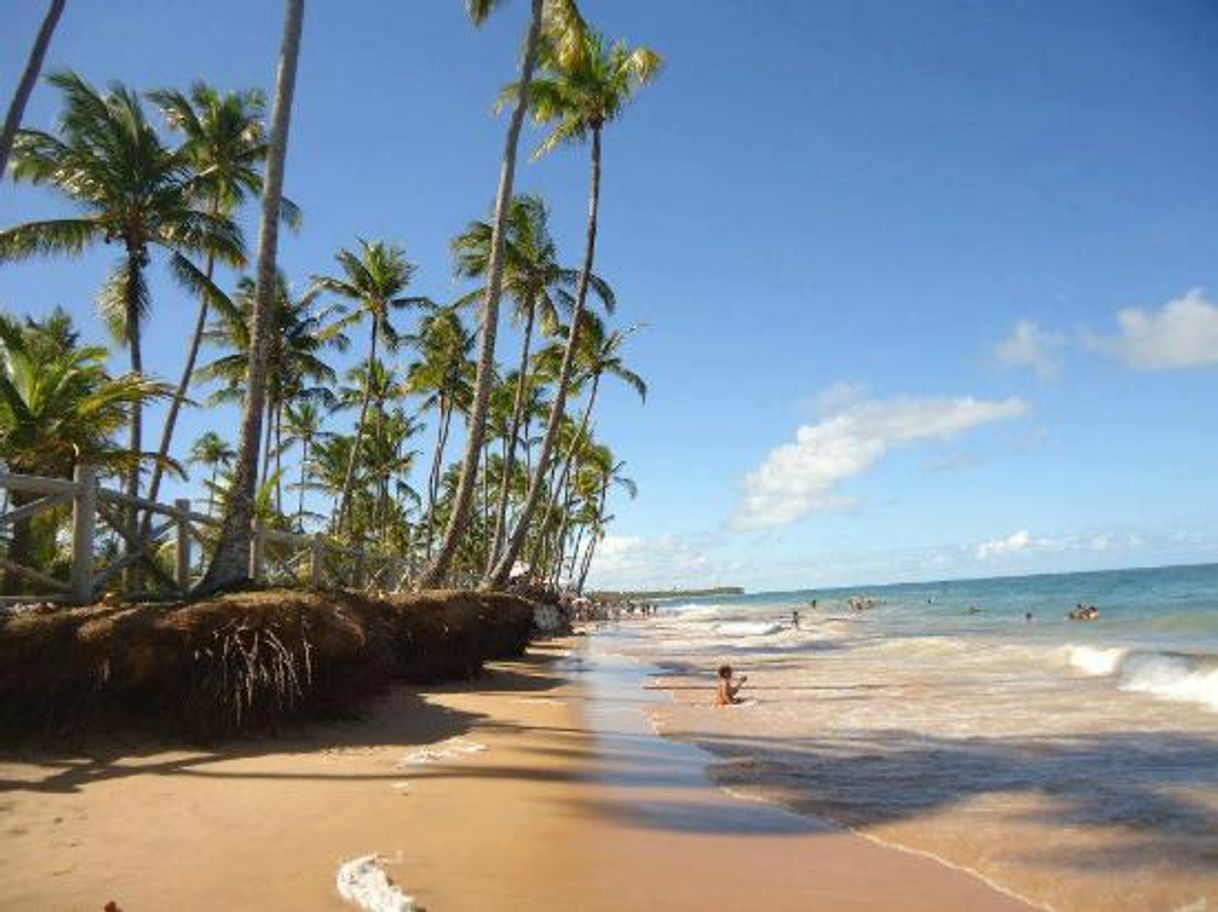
xmin=0 ymin=637 xmax=1032 ymax=911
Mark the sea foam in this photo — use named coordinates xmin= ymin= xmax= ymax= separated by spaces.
xmin=1067 ymin=644 xmax=1218 ymax=712
xmin=336 ymin=855 xmax=414 ymax=912
xmin=715 ymin=621 xmax=784 ymax=637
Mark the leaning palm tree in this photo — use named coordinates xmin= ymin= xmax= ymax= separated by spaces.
xmin=536 ymin=313 xmax=644 ymax=534
xmin=143 ymin=82 xmax=300 ymax=509
xmin=1 ymin=71 xmax=244 ymax=583
xmin=189 ymin=431 xmax=236 ymax=516
xmin=0 ymin=310 xmax=171 ymax=593
xmin=197 ymin=0 xmax=305 ymax=594
xmin=310 ymin=239 xmax=428 ymax=535
xmin=404 ymin=305 xmax=476 ymax=558
xmin=486 ymin=26 xmax=661 ymax=587
xmin=417 ymin=0 xmax=589 ymax=588
xmin=0 ymin=0 xmax=66 ymax=178
xmin=445 ymin=194 xmax=614 ymax=573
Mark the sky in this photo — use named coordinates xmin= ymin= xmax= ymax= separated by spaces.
xmin=2 ymin=0 xmax=1217 ymax=593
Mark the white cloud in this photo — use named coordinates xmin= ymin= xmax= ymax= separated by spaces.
xmin=812 ymin=381 xmax=868 ymax=415
xmin=975 ymin=529 xmax=1153 ymax=561
xmin=1088 ymin=288 xmax=1218 ymax=369
xmin=976 ymin=530 xmax=1040 ymax=559
xmin=587 ymin=533 xmax=717 ymax=590
xmin=995 ymin=319 xmax=1066 ymax=380
xmin=735 ymin=395 xmax=1031 ymax=529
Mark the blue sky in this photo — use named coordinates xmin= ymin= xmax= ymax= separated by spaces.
xmin=2 ymin=0 xmax=1217 ymax=591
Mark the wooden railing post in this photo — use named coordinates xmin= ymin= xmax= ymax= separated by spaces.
xmin=174 ymin=498 xmax=192 ymax=596
xmin=69 ymin=463 xmax=97 ymax=604
xmin=250 ymin=518 xmax=266 ymax=583
xmin=310 ymin=533 xmax=324 ymax=589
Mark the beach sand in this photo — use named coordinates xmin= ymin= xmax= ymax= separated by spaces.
xmin=0 ymin=639 xmax=1032 ymax=911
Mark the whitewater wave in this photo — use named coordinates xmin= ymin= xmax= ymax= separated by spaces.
xmin=1065 ymin=644 xmax=1218 ymax=712
xmin=715 ymin=621 xmax=785 ymax=637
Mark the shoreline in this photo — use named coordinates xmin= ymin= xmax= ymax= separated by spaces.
xmin=1 ymin=635 xmax=1032 ymax=910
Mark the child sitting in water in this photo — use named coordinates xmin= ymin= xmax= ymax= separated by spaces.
xmin=716 ymin=665 xmax=747 ymax=707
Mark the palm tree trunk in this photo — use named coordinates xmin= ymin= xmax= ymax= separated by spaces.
xmin=124 ymin=249 xmax=145 ymax=592
xmin=0 ymin=0 xmax=66 ymax=179
xmin=486 ymin=125 xmax=603 ymax=588
xmin=144 ymin=185 xmax=221 ymax=514
xmin=485 ymin=301 xmax=535 ymax=574
xmin=540 ymin=373 xmax=599 ymax=549
xmin=417 ymin=0 xmax=545 ymax=589
xmin=424 ymin=400 xmax=452 ymax=561
xmin=259 ymin=398 xmax=275 ymax=490
xmin=335 ymin=323 xmax=378 ymax=534
xmin=296 ymin=436 xmax=309 ymax=531
xmin=196 ymin=0 xmax=304 ymax=595
xmin=577 ymin=476 xmax=609 ymax=593
xmin=208 ymin=464 xmax=218 ymax=516
xmin=274 ymin=401 xmax=284 ymax=515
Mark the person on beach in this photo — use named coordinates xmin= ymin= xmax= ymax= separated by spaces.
xmin=791 ymin=608 xmax=800 ymax=629
xmin=716 ymin=665 xmax=747 ymax=706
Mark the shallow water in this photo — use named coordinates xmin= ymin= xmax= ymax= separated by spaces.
xmin=602 ymin=562 xmax=1218 ymax=911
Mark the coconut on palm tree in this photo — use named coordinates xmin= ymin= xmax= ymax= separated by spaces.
xmin=486 ymin=27 xmax=661 ymax=587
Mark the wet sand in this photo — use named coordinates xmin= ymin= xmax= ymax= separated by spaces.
xmin=0 ymin=639 xmax=1032 ymax=910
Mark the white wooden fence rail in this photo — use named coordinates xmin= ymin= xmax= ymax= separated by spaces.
xmin=0 ymin=464 xmax=405 ymax=604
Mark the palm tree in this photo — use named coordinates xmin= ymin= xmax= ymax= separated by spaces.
xmin=189 ymin=431 xmax=236 ymax=516
xmin=444 ymin=194 xmax=614 ymax=574
xmin=404 ymin=305 xmax=475 ymax=558
xmin=311 ymin=239 xmax=427 ymax=535
xmin=0 ymin=0 xmax=66 ymax=178
xmin=0 ymin=310 xmax=170 ymax=593
xmin=281 ymin=401 xmax=329 ymax=531
xmin=537 ymin=313 xmax=644 ymax=537
xmin=143 ymin=82 xmax=300 ymax=510
xmin=486 ymin=27 xmax=661 ymax=587
xmin=1 ymin=71 xmax=244 ymax=580
xmin=197 ymin=271 xmax=345 ymax=509
xmin=198 ymin=0 xmax=305 ymax=594
xmin=576 ymin=452 xmax=634 ymax=593
xmin=417 ymin=0 xmax=584 ymax=587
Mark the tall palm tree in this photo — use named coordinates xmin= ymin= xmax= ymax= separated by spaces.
xmin=143 ymin=82 xmax=299 ymax=509
xmin=417 ymin=0 xmax=589 ymax=588
xmin=444 ymin=194 xmax=614 ymax=573
xmin=198 ymin=0 xmax=305 ymax=594
xmin=311 ymin=239 xmax=427 ymax=535
xmin=198 ymin=271 xmax=343 ymax=514
xmin=576 ymin=452 xmax=634 ymax=593
xmin=486 ymin=27 xmax=661 ymax=587
xmin=405 ymin=305 xmax=475 ymax=559
xmin=0 ymin=0 xmax=66 ymax=179
xmin=0 ymin=310 xmax=170 ymax=593
xmin=537 ymin=313 xmax=644 ymax=534
xmin=189 ymin=431 xmax=236 ymax=516
xmin=1 ymin=71 xmax=244 ymax=582
xmin=281 ymin=400 xmax=329 ymax=531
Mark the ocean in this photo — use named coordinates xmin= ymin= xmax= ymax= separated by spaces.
xmin=603 ymin=562 xmax=1218 ymax=911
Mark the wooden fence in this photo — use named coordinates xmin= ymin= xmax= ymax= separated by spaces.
xmin=0 ymin=464 xmax=411 ymax=604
